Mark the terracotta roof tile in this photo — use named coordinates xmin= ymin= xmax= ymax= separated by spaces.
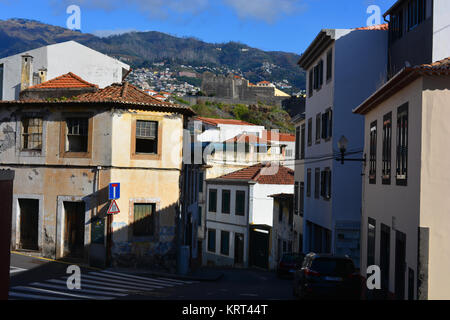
xmin=27 ymin=72 xmax=98 ymax=90
xmin=225 ymin=133 xmax=269 ymax=144
xmin=73 ymin=82 xmax=174 ymax=106
xmin=195 ymin=116 xmax=257 ymax=126
xmin=1 ymin=81 xmax=195 ymax=115
xmin=354 ymin=23 xmax=389 ymax=31
xmin=215 ymin=163 xmax=294 ymax=185
xmin=263 ymin=130 xmax=295 ymax=142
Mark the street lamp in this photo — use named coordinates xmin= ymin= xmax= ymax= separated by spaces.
xmin=336 ymin=135 xmax=366 ymax=165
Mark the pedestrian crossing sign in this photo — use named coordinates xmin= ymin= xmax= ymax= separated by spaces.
xmin=107 ymin=200 xmax=120 ymax=215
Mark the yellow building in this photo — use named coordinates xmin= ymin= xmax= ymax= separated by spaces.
xmin=0 ymin=73 xmax=194 ymax=270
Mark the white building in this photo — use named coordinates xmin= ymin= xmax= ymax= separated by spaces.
xmin=354 ymin=57 xmax=450 ymax=300
xmin=0 ymin=41 xmax=130 ymax=101
xmin=204 ymin=163 xmax=294 ymax=269
xmin=297 ymin=25 xmax=388 ymax=267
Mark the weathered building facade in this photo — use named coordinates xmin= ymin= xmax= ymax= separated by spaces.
xmin=0 ymin=73 xmax=194 ymax=271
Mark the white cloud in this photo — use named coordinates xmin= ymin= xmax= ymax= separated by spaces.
xmin=223 ymin=0 xmax=306 ymax=23
xmin=52 ymin=0 xmax=305 ymax=23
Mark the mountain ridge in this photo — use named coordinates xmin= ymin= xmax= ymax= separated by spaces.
xmin=0 ymin=18 xmax=305 ymax=92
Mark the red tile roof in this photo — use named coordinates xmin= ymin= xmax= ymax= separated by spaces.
xmin=194 ymin=116 xmax=257 ymax=126
xmin=263 ymin=130 xmax=295 ymax=142
xmin=27 ymin=72 xmax=98 ymax=90
xmin=1 ymin=81 xmax=195 ymax=115
xmin=214 ymin=163 xmax=294 ymax=185
xmin=225 ymin=133 xmax=269 ymax=144
xmin=72 ymin=82 xmax=174 ymax=106
xmin=354 ymin=57 xmax=450 ymax=115
xmin=354 ymin=23 xmax=389 ymax=31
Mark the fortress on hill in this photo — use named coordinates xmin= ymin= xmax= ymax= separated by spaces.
xmin=200 ymin=72 xmax=290 ymax=106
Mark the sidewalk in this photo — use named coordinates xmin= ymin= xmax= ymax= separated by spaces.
xmin=107 ymin=266 xmax=224 ymax=282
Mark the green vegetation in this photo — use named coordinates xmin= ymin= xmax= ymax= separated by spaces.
xmin=191 ymin=100 xmax=294 ymax=133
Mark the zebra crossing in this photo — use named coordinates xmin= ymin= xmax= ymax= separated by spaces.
xmin=9 ymin=269 xmax=197 ymax=300
xmin=10 ymin=266 xmax=27 ymax=275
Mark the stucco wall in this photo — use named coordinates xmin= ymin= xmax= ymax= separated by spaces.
xmin=432 ymin=0 xmax=450 ymax=63
xmin=360 ymin=77 xmax=423 ymax=298
xmin=419 ymin=75 xmax=450 ymax=299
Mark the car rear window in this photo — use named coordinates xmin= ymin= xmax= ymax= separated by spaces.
xmin=310 ymin=258 xmax=355 ymax=276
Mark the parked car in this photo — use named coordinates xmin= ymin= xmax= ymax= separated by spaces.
xmin=293 ymin=253 xmax=361 ymax=299
xmin=277 ymin=253 xmax=305 ymax=278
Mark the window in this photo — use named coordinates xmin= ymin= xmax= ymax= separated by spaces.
xmin=209 ymin=189 xmax=217 ymax=212
xmin=408 ymin=0 xmax=426 ymax=31
xmin=321 ymin=109 xmax=332 ymax=140
xmin=301 ymin=124 xmax=305 ymax=159
xmin=320 ymin=168 xmax=332 ymax=200
xmin=208 ymin=229 xmax=216 ymax=253
xmin=294 ymin=182 xmax=299 ymax=215
xmin=369 ymin=121 xmax=377 ymax=184
xmin=133 ymin=203 xmax=155 ymax=237
xmin=278 ymin=200 xmax=283 ymax=222
xmin=235 ymin=190 xmax=245 ymax=216
xmin=390 ymin=11 xmax=404 ymax=42
xmin=313 ymin=60 xmax=324 ymax=90
xmin=308 ymin=70 xmax=313 ymax=97
xmin=66 ymin=118 xmax=88 ymax=152
xmin=0 ymin=64 xmax=3 ymax=100
xmin=135 ymin=120 xmax=158 ymax=154
xmin=22 ymin=117 xmax=43 ymax=151
xmin=198 ymin=205 xmax=202 ymax=225
xmin=396 ymin=104 xmax=408 ymax=185
xmin=220 ymin=230 xmax=230 ymax=255
xmin=198 ymin=171 xmax=204 ymax=193
xmin=306 ymin=169 xmax=311 ymax=197
xmin=315 ymin=113 xmax=321 ymax=144
xmin=295 ymin=126 xmax=300 ymax=160
xmin=307 ymin=118 xmax=312 ymax=146
xmin=314 ymin=168 xmax=320 ymax=199
xmin=382 ymin=113 xmax=392 ymax=184
xmin=326 ymin=50 xmax=333 ymax=81
xmin=367 ymin=218 xmax=376 ymax=267
xmin=221 ymin=189 xmax=231 ymax=214
xmin=300 ymin=182 xmax=305 ymax=216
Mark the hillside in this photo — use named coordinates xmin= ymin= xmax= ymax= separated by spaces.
xmin=0 ymin=19 xmax=306 ymax=92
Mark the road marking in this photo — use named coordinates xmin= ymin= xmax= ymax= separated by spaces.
xmin=11 ymin=286 xmax=104 ymax=300
xmin=9 ymin=292 xmax=68 ymax=300
xmin=78 ymin=274 xmax=164 ymax=290
xmin=101 ymin=270 xmax=194 ymax=284
xmin=10 ymin=266 xmax=26 ymax=274
xmin=9 ymin=269 xmax=194 ymax=300
xmin=47 ymin=279 xmax=133 ymax=293
xmin=31 ymin=282 xmax=127 ymax=297
xmin=88 ymin=271 xmax=175 ymax=287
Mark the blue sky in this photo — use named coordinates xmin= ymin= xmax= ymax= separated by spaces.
xmin=0 ymin=0 xmax=396 ymax=54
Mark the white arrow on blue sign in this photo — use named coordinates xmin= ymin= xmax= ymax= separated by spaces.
xmin=109 ymin=183 xmax=120 ymax=200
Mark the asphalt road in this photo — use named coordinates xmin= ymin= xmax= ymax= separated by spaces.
xmin=9 ymin=253 xmax=295 ymax=300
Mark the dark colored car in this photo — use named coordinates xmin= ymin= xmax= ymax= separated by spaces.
xmin=293 ymin=253 xmax=361 ymax=299
xmin=277 ymin=253 xmax=305 ymax=278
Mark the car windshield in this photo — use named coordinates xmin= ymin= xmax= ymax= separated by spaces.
xmin=281 ymin=254 xmax=304 ymax=264
xmin=310 ymin=258 xmax=355 ymax=276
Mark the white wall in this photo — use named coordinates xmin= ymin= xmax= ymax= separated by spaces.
xmin=251 ymin=184 xmax=294 ymax=227
xmin=0 ymin=41 xmax=130 ymax=101
xmin=432 ymin=0 xmax=450 ymax=62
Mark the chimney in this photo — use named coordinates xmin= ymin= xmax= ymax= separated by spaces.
xmin=38 ymin=68 xmax=47 ymax=84
xmin=21 ymin=54 xmax=33 ymax=91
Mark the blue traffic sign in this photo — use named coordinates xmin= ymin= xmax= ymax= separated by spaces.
xmin=109 ymin=183 xmax=120 ymax=200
